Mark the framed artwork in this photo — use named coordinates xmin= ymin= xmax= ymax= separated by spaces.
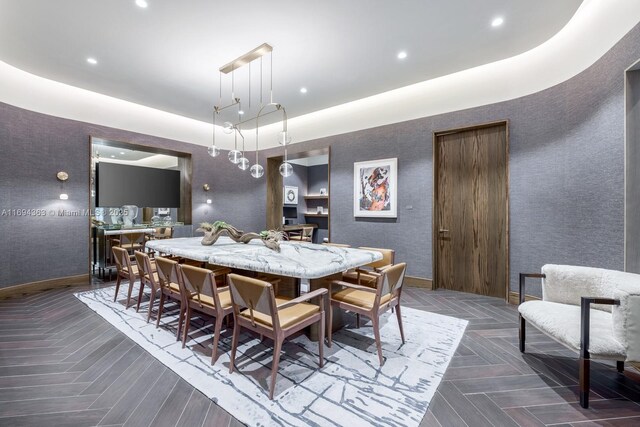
xmin=284 ymin=186 xmax=299 ymax=205
xmin=353 ymin=158 xmax=397 ymax=218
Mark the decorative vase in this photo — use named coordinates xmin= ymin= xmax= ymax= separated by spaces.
xmin=121 ymin=205 xmax=138 ymax=228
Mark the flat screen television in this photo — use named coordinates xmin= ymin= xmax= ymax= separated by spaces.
xmin=96 ymin=162 xmax=180 ymax=207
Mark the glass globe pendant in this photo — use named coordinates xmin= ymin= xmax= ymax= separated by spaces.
xmin=279 ymin=161 xmax=293 ymax=177
xmin=207 ymin=145 xmax=220 ymax=157
xmin=237 ymin=156 xmax=250 ymax=170
xmin=250 ymin=163 xmax=264 ymax=178
xmin=228 ymin=149 xmax=242 ymax=164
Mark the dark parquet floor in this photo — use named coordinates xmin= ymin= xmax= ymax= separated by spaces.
xmin=0 ymin=282 xmax=638 ymax=426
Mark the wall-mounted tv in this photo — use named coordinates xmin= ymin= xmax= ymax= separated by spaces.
xmin=96 ymin=163 xmax=180 ymax=207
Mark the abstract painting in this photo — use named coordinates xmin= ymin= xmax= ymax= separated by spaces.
xmin=354 ymin=157 xmax=397 ymax=217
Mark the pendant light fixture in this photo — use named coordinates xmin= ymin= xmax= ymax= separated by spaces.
xmin=210 ymin=43 xmax=292 ymax=178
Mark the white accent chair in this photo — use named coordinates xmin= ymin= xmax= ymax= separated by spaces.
xmin=518 ymin=264 xmax=640 ymax=408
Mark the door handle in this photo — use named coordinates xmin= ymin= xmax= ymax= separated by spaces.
xmin=439 ymin=229 xmax=449 ymax=234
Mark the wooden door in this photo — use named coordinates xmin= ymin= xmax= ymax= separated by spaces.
xmin=434 ymin=122 xmax=508 ymax=298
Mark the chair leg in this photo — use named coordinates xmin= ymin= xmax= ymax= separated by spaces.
xmin=579 ymin=356 xmax=590 ymax=408
xmin=372 ymin=316 xmax=384 ymax=366
xmin=269 ymin=338 xmax=283 ymax=399
xmin=327 ymin=304 xmax=333 ymax=347
xmin=356 ymin=313 xmax=360 ymax=328
xmin=181 ymin=306 xmax=192 ymax=349
xmin=617 ymin=361 xmax=625 ymax=373
xmin=211 ymin=316 xmax=223 ymax=365
xmin=136 ymin=281 xmax=145 ymax=313
xmin=126 ymin=279 xmax=136 ymax=309
xmin=519 ymin=314 xmax=526 ymax=353
xmin=229 ymin=320 xmax=241 ymax=374
xmin=113 ymin=276 xmax=121 ymax=302
xmin=395 ymin=303 xmax=405 ymax=344
xmin=319 ymin=312 xmax=325 ymax=368
xmin=155 ymin=292 xmax=165 ymax=328
xmin=146 ymin=289 xmax=156 ymax=323
xmin=176 ymin=305 xmax=185 ymax=341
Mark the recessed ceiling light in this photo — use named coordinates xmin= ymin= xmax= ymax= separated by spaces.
xmin=87 ymin=57 xmax=98 ymax=65
xmin=111 ymin=155 xmax=115 ymax=158
xmin=397 ymin=51 xmax=408 ymax=60
xmin=238 ymin=110 xmax=245 ymax=115
xmin=119 ymin=151 xmax=125 ymax=155
xmin=491 ymin=17 xmax=504 ymax=27
xmin=300 ymin=87 xmax=308 ymax=94
xmin=135 ymin=0 xmax=148 ymax=8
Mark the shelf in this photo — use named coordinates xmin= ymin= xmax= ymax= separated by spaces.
xmin=304 ymin=212 xmax=329 ymax=218
xmin=304 ymin=195 xmax=329 ymax=200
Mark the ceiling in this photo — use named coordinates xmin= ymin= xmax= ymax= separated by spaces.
xmin=92 ymin=139 xmax=178 ymax=169
xmin=0 ymin=0 xmax=582 ymax=124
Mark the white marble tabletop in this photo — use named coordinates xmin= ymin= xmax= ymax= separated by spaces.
xmin=146 ymin=236 xmax=382 ymax=279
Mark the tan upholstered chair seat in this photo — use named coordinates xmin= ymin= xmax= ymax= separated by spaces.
xmin=120 ymin=243 xmax=144 ymax=250
xmin=332 ymin=288 xmax=391 ymax=309
xmin=196 ymin=290 xmax=233 ymax=309
xmin=240 ymin=300 xmax=319 ymax=329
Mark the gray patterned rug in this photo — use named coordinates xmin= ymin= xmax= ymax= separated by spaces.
xmin=75 ymin=287 xmax=467 ymax=427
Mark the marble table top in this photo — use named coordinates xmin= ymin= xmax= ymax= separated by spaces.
xmin=146 ymin=236 xmax=383 ymax=279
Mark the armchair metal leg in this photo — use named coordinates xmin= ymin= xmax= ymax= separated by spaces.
xmin=579 ymin=356 xmax=590 ymax=408
xmin=617 ymin=361 xmax=625 ymax=373
xmin=519 ymin=314 xmax=526 ymax=353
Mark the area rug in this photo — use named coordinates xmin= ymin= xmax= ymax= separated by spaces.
xmin=75 ymin=287 xmax=467 ymax=427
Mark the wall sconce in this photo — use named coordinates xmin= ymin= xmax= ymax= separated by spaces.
xmin=206 ymin=199 xmax=212 ymax=204
xmin=203 ymin=184 xmax=210 ymax=191
xmin=57 ymin=171 xmax=69 ymax=200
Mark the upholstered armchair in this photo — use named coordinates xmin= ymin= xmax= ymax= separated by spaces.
xmin=328 ymin=262 xmax=407 ymax=365
xmin=342 ymin=247 xmax=395 ymax=288
xmin=519 ymin=264 xmax=640 ymax=408
xmin=227 ymin=273 xmax=327 ymax=399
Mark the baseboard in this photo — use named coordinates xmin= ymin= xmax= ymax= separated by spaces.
xmin=508 ymin=291 xmax=540 ymax=305
xmin=0 ymin=274 xmax=90 ymax=300
xmin=405 ymin=276 xmax=433 ymax=289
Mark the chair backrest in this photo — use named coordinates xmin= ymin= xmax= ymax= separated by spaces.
xmin=134 ymin=251 xmax=157 ymax=289
xmin=360 ymin=247 xmax=395 ymax=270
xmin=122 ymin=232 xmax=144 ymax=245
xmin=155 ymin=227 xmax=173 ymax=239
xmin=228 ymin=273 xmax=278 ymax=328
xmin=155 ymin=256 xmax=179 ymax=291
xmin=179 ymin=264 xmax=221 ymax=308
xmin=112 ymin=246 xmax=133 ymax=274
xmin=302 ymin=227 xmax=314 ymax=239
xmin=376 ymin=262 xmax=407 ymax=300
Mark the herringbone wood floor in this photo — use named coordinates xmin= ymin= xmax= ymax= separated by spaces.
xmin=0 ymin=283 xmax=638 ymax=426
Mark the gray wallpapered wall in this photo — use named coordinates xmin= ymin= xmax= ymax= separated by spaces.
xmin=0 ymin=114 xmax=266 ymax=288
xmin=1 ymin=23 xmax=639 ymax=291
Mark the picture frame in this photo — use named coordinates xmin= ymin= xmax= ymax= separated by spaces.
xmin=353 ymin=158 xmax=397 ymax=218
xmin=283 ymin=186 xmax=299 ymax=205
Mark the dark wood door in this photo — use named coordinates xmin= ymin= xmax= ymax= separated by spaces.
xmin=434 ymin=122 xmax=508 ymax=298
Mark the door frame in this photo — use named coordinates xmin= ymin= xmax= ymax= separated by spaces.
xmin=432 ymin=120 xmax=510 ymax=301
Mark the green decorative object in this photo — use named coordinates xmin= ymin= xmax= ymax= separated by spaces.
xmin=196 ymin=221 xmax=286 ymax=252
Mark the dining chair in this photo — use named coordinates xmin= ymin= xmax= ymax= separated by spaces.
xmin=342 ymin=247 xmax=395 ymax=287
xmin=115 ymin=232 xmax=146 ymax=254
xmin=289 ymin=226 xmax=314 ymax=242
xmin=178 ymin=264 xmax=233 ymax=363
xmin=134 ymin=251 xmax=163 ymax=322
xmin=227 ymin=273 xmax=328 ymax=399
xmin=328 ymin=262 xmax=407 ymax=366
xmin=154 ymin=256 xmax=185 ymax=339
xmin=112 ymin=246 xmax=155 ymax=308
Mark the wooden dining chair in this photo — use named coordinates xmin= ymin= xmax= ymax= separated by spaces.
xmin=289 ymin=226 xmax=314 ymax=242
xmin=178 ymin=264 xmax=233 ymax=363
xmin=227 ymin=273 xmax=328 ymax=399
xmin=115 ymin=232 xmax=146 ymax=254
xmin=134 ymin=251 xmax=163 ymax=322
xmin=112 ymin=246 xmax=155 ymax=308
xmin=342 ymin=247 xmax=395 ymax=288
xmin=328 ymin=262 xmax=407 ymax=366
xmin=154 ymin=256 xmax=185 ymax=338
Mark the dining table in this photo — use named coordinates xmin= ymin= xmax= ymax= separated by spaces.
xmin=145 ymin=236 xmax=383 ymax=339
